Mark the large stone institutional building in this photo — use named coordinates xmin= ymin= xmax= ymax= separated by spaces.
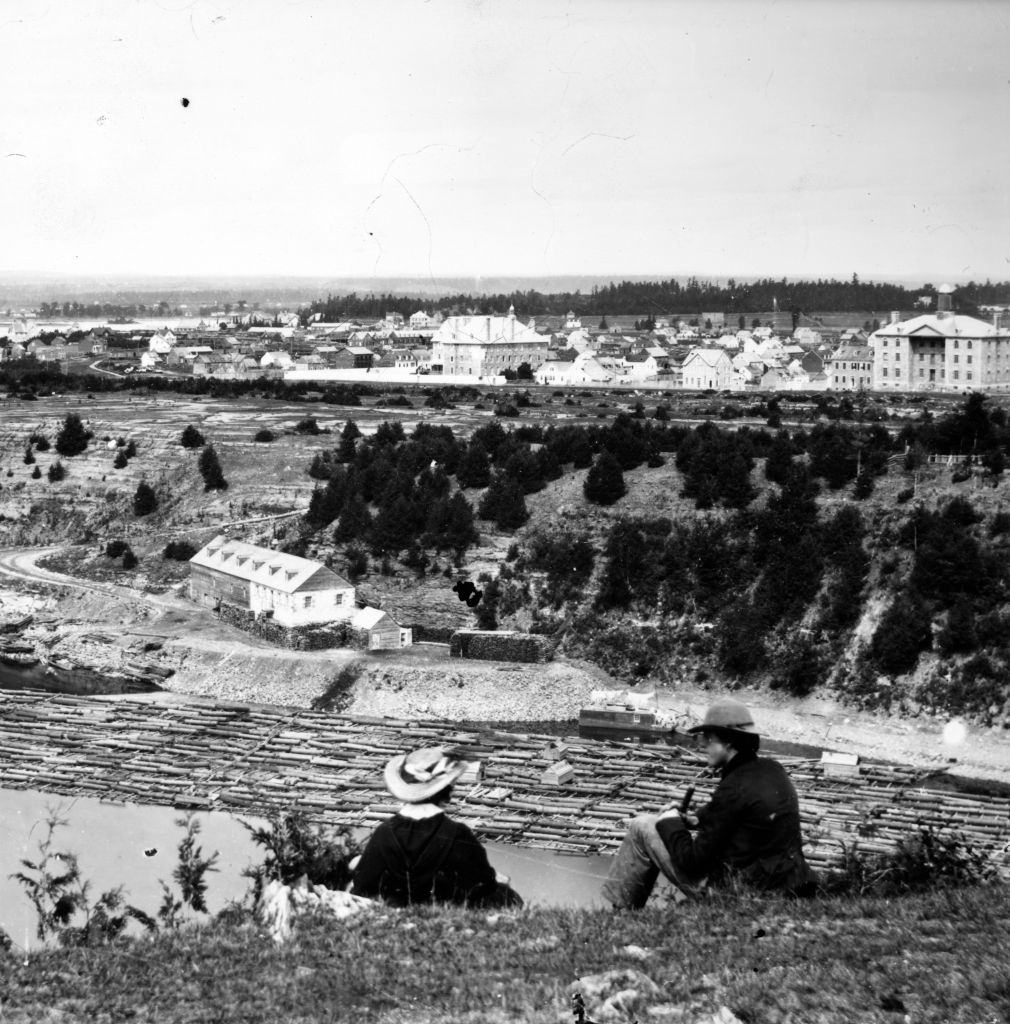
xmin=870 ymin=287 xmax=1010 ymax=392
xmin=430 ymin=307 xmax=550 ymax=378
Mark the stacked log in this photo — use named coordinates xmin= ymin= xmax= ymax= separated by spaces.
xmin=0 ymin=689 xmax=1006 ymax=876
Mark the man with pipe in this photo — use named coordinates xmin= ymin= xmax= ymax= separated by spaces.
xmin=602 ymin=698 xmax=817 ymax=909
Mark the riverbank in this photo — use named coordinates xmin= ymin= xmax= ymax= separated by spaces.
xmin=3 ymin=886 xmax=1009 ymax=1024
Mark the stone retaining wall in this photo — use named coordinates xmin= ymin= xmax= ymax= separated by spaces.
xmin=218 ymin=602 xmax=368 ymax=651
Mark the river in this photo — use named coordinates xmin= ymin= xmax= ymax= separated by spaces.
xmin=0 ymin=786 xmax=617 ymax=951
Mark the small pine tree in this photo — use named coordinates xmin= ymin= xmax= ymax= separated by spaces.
xmin=124 ymin=440 xmax=138 ymax=458
xmin=30 ymin=466 xmax=41 ymax=479
xmin=456 ymin=441 xmax=491 ymax=489
xmin=180 ymin=425 xmax=206 ymax=449
xmin=853 ymin=470 xmax=874 ymax=500
xmin=47 ymin=460 xmax=66 ymax=483
xmin=584 ymin=451 xmax=627 ymax=505
xmin=113 ymin=449 xmax=128 ymax=469
xmin=122 ymin=549 xmax=138 ymax=570
xmin=198 ymin=445 xmax=228 ymax=491
xmin=23 ymin=445 xmax=35 ymax=465
xmin=133 ymin=482 xmax=158 ymax=517
xmin=55 ymin=413 xmax=91 ymax=457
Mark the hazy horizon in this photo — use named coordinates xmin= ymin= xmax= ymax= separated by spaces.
xmin=5 ymin=0 xmax=1009 ymax=281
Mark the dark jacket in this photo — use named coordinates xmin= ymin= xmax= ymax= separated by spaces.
xmin=350 ymin=812 xmax=503 ymax=908
xmin=655 ymin=750 xmax=816 ymax=895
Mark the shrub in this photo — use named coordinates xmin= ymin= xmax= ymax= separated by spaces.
xmin=156 ymin=815 xmax=220 ymax=929
xmin=896 ymin=487 xmax=914 ymax=504
xmin=55 ymin=413 xmax=92 ymax=457
xmin=943 ymin=496 xmax=982 ymax=526
xmin=23 ymin=445 xmax=35 ymax=465
xmin=30 ymin=466 xmax=41 ymax=479
xmin=122 ymin=549 xmax=138 ymax=570
xmin=295 ymin=417 xmax=322 ymax=435
xmin=870 ymin=593 xmax=931 ymax=676
xmin=989 ymin=511 xmax=1010 ymax=536
xmin=105 ymin=540 xmax=129 ymax=558
xmin=29 ymin=432 xmax=50 ymax=451
xmin=852 ymin=470 xmax=874 ymax=500
xmin=163 ymin=540 xmax=198 ymax=561
xmin=198 ymin=445 xmax=228 ymax=491
xmin=584 ymin=450 xmax=626 ymax=505
xmin=47 ymin=461 xmax=66 ymax=483
xmin=133 ymin=482 xmax=158 ymax=516
xmin=124 ymin=440 xmax=137 ymax=458
xmin=180 ymin=424 xmax=206 ymax=448
xmin=113 ymin=449 xmax=128 ymax=469
xmin=254 ymin=428 xmax=276 ymax=443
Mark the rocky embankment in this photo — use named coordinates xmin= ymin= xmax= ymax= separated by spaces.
xmin=0 ymin=590 xmax=174 ymax=692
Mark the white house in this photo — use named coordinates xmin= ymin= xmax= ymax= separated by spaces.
xmin=189 ymin=536 xmax=356 ymax=628
xmin=261 ymin=350 xmax=294 ymax=369
xmin=681 ymin=347 xmax=734 ymax=390
xmin=149 ymin=328 xmax=177 ymax=354
xmin=534 ymin=349 xmax=613 ymax=386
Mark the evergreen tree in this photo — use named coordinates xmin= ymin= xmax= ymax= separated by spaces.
xmin=333 ymin=493 xmax=372 ymax=543
xmin=475 ymin=579 xmax=500 ymax=630
xmin=444 ymin=492 xmax=479 ymax=557
xmin=113 ymin=449 xmax=129 ymax=469
xmin=456 ymin=441 xmax=491 ymax=488
xmin=370 ymin=495 xmax=417 ymax=555
xmin=478 ymin=472 xmax=529 ymax=530
xmin=122 ymin=549 xmax=138 ymax=570
xmin=853 ymin=470 xmax=874 ymax=500
xmin=23 ymin=445 xmax=34 ymax=465
xmin=124 ymin=440 xmax=137 ymax=458
xmin=133 ymin=481 xmax=158 ymax=516
xmin=584 ymin=451 xmax=626 ymax=505
xmin=764 ymin=431 xmax=794 ymax=485
xmin=338 ymin=420 xmax=361 ymax=461
xmin=30 ymin=466 xmax=41 ymax=479
xmin=504 ymin=448 xmax=545 ymax=494
xmin=198 ymin=444 xmax=228 ymax=491
xmin=180 ymin=424 xmax=206 ymax=449
xmin=55 ymin=413 xmax=91 ymax=457
xmin=47 ymin=460 xmax=66 ymax=482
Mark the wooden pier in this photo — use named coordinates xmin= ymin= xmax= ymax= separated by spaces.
xmin=1 ymin=689 xmax=1008 ymax=878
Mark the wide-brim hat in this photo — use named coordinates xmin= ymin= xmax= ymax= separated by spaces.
xmin=686 ymin=697 xmax=759 ymax=738
xmin=384 ymin=746 xmax=465 ymax=803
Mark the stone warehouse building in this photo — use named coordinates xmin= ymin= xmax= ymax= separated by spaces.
xmin=430 ymin=306 xmax=550 ymax=377
xmin=870 ymin=287 xmax=1010 ymax=392
xmin=188 ymin=536 xmax=411 ymax=648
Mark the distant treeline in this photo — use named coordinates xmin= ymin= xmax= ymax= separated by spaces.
xmin=305 ymin=277 xmax=1010 ymax=322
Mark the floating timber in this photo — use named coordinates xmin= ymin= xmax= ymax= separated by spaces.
xmin=0 ymin=689 xmax=1008 ymax=878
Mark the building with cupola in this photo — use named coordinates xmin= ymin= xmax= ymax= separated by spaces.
xmin=870 ymin=285 xmax=1010 ymax=392
xmin=430 ymin=305 xmax=550 ymax=378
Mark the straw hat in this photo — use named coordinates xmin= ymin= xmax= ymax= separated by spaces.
xmin=686 ymin=697 xmax=759 ymax=739
xmin=384 ymin=746 xmax=465 ymax=803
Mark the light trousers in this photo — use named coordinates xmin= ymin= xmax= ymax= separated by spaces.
xmin=601 ymin=814 xmax=707 ymax=909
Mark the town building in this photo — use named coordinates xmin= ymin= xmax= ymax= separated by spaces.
xmin=680 ymin=347 xmax=734 ymax=391
xmin=870 ymin=287 xmax=1010 ymax=392
xmin=189 ymin=536 xmax=355 ymax=628
xmin=827 ymin=343 xmax=873 ymax=390
xmin=431 ymin=306 xmax=549 ymax=377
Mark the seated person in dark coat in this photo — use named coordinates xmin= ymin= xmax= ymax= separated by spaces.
xmin=350 ymin=746 xmax=523 ymax=909
xmin=602 ymin=699 xmax=817 ymax=909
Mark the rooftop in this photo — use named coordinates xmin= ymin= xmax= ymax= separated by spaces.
xmin=190 ymin=535 xmax=351 ymax=593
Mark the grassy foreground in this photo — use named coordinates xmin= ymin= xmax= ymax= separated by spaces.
xmin=2 ymin=888 xmax=1009 ymax=1024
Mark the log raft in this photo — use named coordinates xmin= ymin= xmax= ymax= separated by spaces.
xmin=0 ymin=689 xmax=1007 ymax=877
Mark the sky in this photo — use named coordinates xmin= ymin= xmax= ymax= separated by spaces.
xmin=3 ymin=0 xmax=1010 ymax=283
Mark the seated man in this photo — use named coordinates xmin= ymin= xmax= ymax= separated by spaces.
xmin=602 ymin=698 xmax=817 ymax=909
xmin=350 ymin=745 xmax=523 ymax=910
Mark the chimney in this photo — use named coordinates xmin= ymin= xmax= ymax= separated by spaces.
xmin=486 ymin=316 xmax=491 ymax=341
xmin=937 ymin=284 xmax=954 ymax=318
xmin=995 ymin=310 xmax=1003 ymax=331
xmin=890 ymin=310 xmax=900 ymax=325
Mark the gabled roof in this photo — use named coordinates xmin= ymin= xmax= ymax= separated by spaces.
xmin=190 ymin=535 xmax=351 ymax=593
xmin=684 ymin=347 xmax=731 ymax=367
xmin=351 ymin=606 xmax=393 ymax=629
xmin=873 ymin=313 xmax=1005 ymax=339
